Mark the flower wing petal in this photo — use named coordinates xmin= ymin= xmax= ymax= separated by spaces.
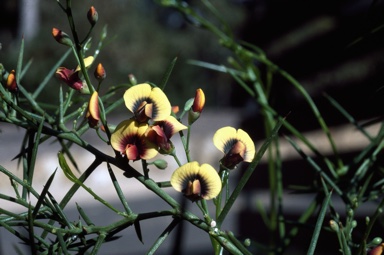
xmin=110 ymin=119 xmax=137 ymax=153
xmin=88 ymin=91 xmax=100 ymax=120
xmin=162 ymin=116 xmax=187 ymax=138
xmin=198 ymin=163 xmax=222 ymax=200
xmin=149 ymin=87 xmax=171 ymax=121
xmin=237 ymin=129 xmax=256 ymax=162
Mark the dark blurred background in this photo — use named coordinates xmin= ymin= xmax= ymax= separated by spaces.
xmin=2 ymin=0 xmax=384 ymax=254
xmin=2 ymin=0 xmax=384 ymax=123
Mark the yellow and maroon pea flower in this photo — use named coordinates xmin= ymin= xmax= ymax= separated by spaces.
xmin=170 ymin=161 xmax=222 ymax=202
xmin=146 ymin=115 xmax=187 ymax=154
xmin=52 ymin=28 xmax=73 ymax=47
xmin=87 ymin=6 xmax=98 ymax=26
xmin=6 ymin=70 xmax=18 ymax=93
xmin=124 ymin=83 xmax=171 ymax=123
xmin=111 ymin=119 xmax=158 ymax=161
xmin=213 ymin=126 xmax=256 ymax=169
xmin=55 ymin=56 xmax=94 ymax=93
xmin=94 ymin=63 xmax=106 ymax=82
xmin=188 ymin=88 xmax=205 ymax=125
xmin=86 ymin=91 xmax=100 ymax=128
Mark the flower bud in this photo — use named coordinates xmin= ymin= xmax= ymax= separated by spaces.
xmin=192 ymin=88 xmax=205 ymax=113
xmin=6 ymin=70 xmax=18 ymax=93
xmin=87 ymin=6 xmax=98 ymax=26
xmin=372 ymin=238 xmax=383 ymax=246
xmin=172 ymin=106 xmax=179 ymax=114
xmin=152 ymin=159 xmax=168 ymax=170
xmin=329 ymin=220 xmax=339 ymax=232
xmin=188 ymin=89 xmax=205 ymax=125
xmin=94 ymin=63 xmax=106 ymax=82
xmin=128 ymin=74 xmax=137 ymax=86
xmin=52 ymin=28 xmax=73 ymax=47
xmin=244 ymin=238 xmax=251 ymax=247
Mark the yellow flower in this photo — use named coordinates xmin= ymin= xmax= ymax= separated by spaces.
xmin=171 ymin=161 xmax=222 ymax=201
xmin=111 ymin=119 xmax=157 ymax=161
xmin=124 ymin=83 xmax=171 ymax=123
xmin=213 ymin=127 xmax=255 ymax=169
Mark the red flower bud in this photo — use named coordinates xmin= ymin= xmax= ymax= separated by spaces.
xmin=87 ymin=6 xmax=98 ymax=26
xmin=192 ymin=88 xmax=205 ymax=113
xmin=188 ymin=88 xmax=205 ymax=124
xmin=94 ymin=63 xmax=106 ymax=82
xmin=6 ymin=70 xmax=18 ymax=93
xmin=52 ymin=28 xmax=73 ymax=47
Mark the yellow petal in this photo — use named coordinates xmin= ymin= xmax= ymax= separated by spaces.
xmin=170 ymin=162 xmax=221 ymax=200
xmin=124 ymin=83 xmax=152 ymax=113
xmin=110 ymin=119 xmax=157 ymax=160
xmin=149 ymin=87 xmax=171 ymax=121
xmin=88 ymin=91 xmax=100 ymax=120
xmin=75 ymin=56 xmax=94 ymax=72
xmin=124 ymin=83 xmax=171 ymax=121
xmin=213 ymin=126 xmax=237 ymax=153
xmin=162 ymin=116 xmax=188 ymax=137
xmin=111 ymin=119 xmax=138 ymax=153
xmin=198 ymin=163 xmax=222 ymax=200
xmin=237 ymin=128 xmax=256 ymax=162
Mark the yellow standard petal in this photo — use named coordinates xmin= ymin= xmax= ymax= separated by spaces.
xmin=124 ymin=83 xmax=171 ymax=122
xmin=170 ymin=161 xmax=221 ymax=201
xmin=213 ymin=126 xmax=238 ymax=154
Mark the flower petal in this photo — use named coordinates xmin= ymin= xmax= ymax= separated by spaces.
xmin=88 ymin=91 xmax=100 ymax=121
xmin=111 ymin=119 xmax=137 ymax=153
xmin=111 ymin=119 xmax=158 ymax=160
xmin=237 ymin=129 xmax=256 ymax=162
xmin=213 ymin=126 xmax=238 ymax=153
xmin=75 ymin=56 xmax=94 ymax=72
xmin=124 ymin=83 xmax=152 ymax=113
xmin=162 ymin=116 xmax=188 ymax=138
xmin=149 ymin=87 xmax=171 ymax=121
xmin=124 ymin=83 xmax=171 ymax=122
xmin=171 ymin=162 xmax=221 ymax=200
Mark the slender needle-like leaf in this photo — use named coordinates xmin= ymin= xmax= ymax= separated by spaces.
xmin=32 ymin=169 xmax=57 ymax=218
xmin=159 ymin=56 xmax=178 ymax=91
xmin=107 ymin=163 xmax=132 ymax=215
xmin=307 ymin=189 xmax=332 ymax=255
